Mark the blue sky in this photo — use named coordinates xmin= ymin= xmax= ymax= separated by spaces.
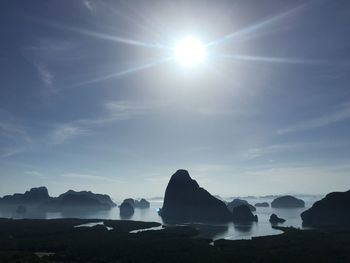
xmin=1 ymin=0 xmax=350 ymax=200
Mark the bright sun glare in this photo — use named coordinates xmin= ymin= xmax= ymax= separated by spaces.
xmin=174 ymin=37 xmax=206 ymax=67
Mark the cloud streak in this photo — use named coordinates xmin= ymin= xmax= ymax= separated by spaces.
xmin=33 ymin=62 xmax=55 ymax=92
xmin=25 ymin=170 xmax=46 ymax=178
xmin=60 ymin=172 xmax=117 ymax=182
xmin=0 ymin=114 xmax=33 ymax=158
xmin=277 ymin=103 xmax=350 ymax=134
xmin=50 ymin=124 xmax=88 ymax=145
xmin=49 ymin=100 xmax=156 ymax=144
xmin=245 ymin=144 xmax=301 ymax=159
xmin=0 ymin=146 xmax=27 ymax=158
xmin=82 ymin=0 xmax=94 ymax=12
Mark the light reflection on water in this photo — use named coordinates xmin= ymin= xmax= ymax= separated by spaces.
xmin=75 ymin=221 xmax=113 ymax=230
xmin=0 ymin=198 xmax=318 ymax=240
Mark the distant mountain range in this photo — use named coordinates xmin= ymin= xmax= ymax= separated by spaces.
xmin=0 ymin=187 xmax=116 ymax=211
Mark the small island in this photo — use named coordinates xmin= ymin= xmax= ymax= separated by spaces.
xmin=271 ymin=195 xmax=305 ymax=208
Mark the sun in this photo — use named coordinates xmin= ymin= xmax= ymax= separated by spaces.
xmin=174 ymin=37 xmax=206 ymax=67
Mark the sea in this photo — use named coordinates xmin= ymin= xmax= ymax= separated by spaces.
xmin=0 ymin=196 xmax=322 ymax=240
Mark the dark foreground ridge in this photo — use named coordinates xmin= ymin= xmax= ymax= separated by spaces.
xmin=0 ymin=218 xmax=350 ymax=263
xmin=160 ymin=169 xmax=232 ymax=222
xmin=301 ymin=190 xmax=350 ymax=227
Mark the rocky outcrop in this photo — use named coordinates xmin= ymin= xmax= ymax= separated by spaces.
xmin=232 ymin=205 xmax=258 ymax=222
xmin=0 ymin=187 xmax=50 ymax=205
xmin=119 ymin=201 xmax=134 ymax=217
xmin=271 ymin=195 xmax=305 ymax=208
xmin=0 ymin=187 xmax=116 ymax=211
xmin=135 ymin=198 xmax=150 ymax=209
xmin=255 ymin=202 xmax=269 ymax=207
xmin=122 ymin=198 xmax=150 ymax=209
xmin=43 ymin=190 xmax=116 ymax=210
xmin=227 ymin=199 xmax=256 ymax=212
xmin=269 ymin=214 xmax=285 ymax=224
xmin=301 ymin=190 xmax=350 ymax=227
xmin=160 ymin=169 xmax=232 ymax=222
xmin=123 ymin=198 xmax=135 ymax=207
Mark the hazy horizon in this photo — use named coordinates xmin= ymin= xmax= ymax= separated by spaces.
xmin=0 ymin=169 xmax=336 ymax=201
xmin=1 ymin=0 xmax=350 ymax=200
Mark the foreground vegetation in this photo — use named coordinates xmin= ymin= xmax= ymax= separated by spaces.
xmin=0 ymin=218 xmax=349 ymax=262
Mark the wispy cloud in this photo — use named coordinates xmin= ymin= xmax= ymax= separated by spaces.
xmin=50 ymin=124 xmax=88 ymax=145
xmin=191 ymin=164 xmax=231 ymax=174
xmin=244 ymin=140 xmax=350 ymax=160
xmin=48 ymin=100 xmax=154 ymax=144
xmin=104 ymin=100 xmax=155 ymax=119
xmin=82 ymin=0 xmax=94 ymax=12
xmin=277 ymin=103 xmax=350 ymax=134
xmin=60 ymin=172 xmax=117 ymax=182
xmin=244 ymin=163 xmax=350 ymax=183
xmin=0 ymin=146 xmax=27 ymax=158
xmin=33 ymin=62 xmax=55 ymax=92
xmin=78 ymin=100 xmax=158 ymax=126
xmin=244 ymin=143 xmax=301 ymax=159
xmin=193 ymin=107 xmax=238 ymax=117
xmin=0 ymin=113 xmax=33 ymax=158
xmin=22 ymin=38 xmax=78 ymax=94
xmin=25 ymin=170 xmax=46 ymax=179
xmin=0 ymin=110 xmax=32 ymax=142
xmin=25 ymin=38 xmax=76 ymax=57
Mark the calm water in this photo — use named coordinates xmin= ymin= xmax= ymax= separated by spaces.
xmin=0 ymin=197 xmax=320 ymax=240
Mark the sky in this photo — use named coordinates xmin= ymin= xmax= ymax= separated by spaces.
xmin=1 ymin=0 xmax=350 ymax=200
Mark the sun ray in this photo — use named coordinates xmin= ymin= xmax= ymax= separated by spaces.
xmin=216 ymin=54 xmax=329 ymax=65
xmin=49 ymin=21 xmax=169 ymax=50
xmin=68 ymin=57 xmax=173 ymax=89
xmin=206 ymin=3 xmax=309 ymax=47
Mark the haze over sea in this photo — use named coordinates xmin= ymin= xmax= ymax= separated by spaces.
xmin=0 ymin=195 xmax=321 ymax=240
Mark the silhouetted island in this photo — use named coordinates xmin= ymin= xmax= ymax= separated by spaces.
xmin=136 ymin=198 xmax=150 ymax=208
xmin=227 ymin=198 xmax=256 ymax=212
xmin=0 ymin=187 xmax=116 ymax=211
xmin=123 ymin=198 xmax=136 ymax=207
xmin=0 ymin=186 xmax=50 ymax=205
xmin=269 ymin=213 xmax=286 ymax=224
xmin=119 ymin=201 xmax=134 ymax=217
xmin=122 ymin=198 xmax=150 ymax=208
xmin=232 ymin=205 xmax=258 ymax=222
xmin=255 ymin=202 xmax=269 ymax=207
xmin=43 ymin=190 xmax=116 ymax=210
xmin=301 ymin=190 xmax=350 ymax=227
xmin=160 ymin=169 xmax=232 ymax=222
xmin=271 ymin=195 xmax=305 ymax=208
